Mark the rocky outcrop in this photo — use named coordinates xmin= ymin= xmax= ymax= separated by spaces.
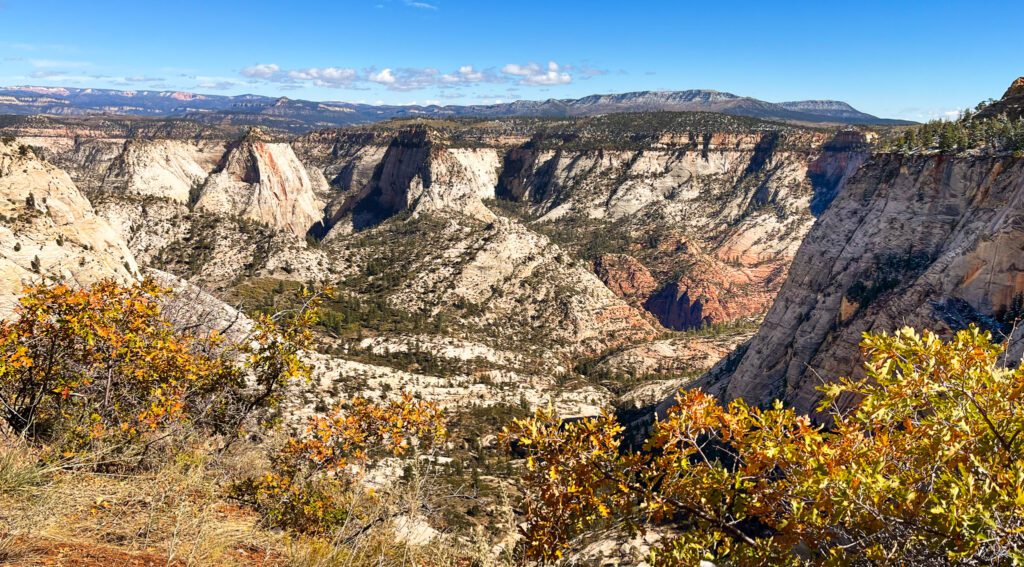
xmin=298 ymin=128 xmax=501 ymax=232
xmin=411 ymin=147 xmax=500 ymax=221
xmin=387 ymin=216 xmax=658 ymax=357
xmin=15 ymin=127 xmax=326 ymax=237
xmin=196 ymin=135 xmax=326 ymax=237
xmin=593 ymin=254 xmax=657 ymax=302
xmin=0 ymin=140 xmax=137 ymax=317
xmin=644 ymin=282 xmax=707 ymax=330
xmin=807 ymin=131 xmax=872 ymax=215
xmin=692 ymin=152 xmax=1024 ymax=418
xmin=299 ymin=124 xmax=869 ymax=331
xmin=978 ymin=77 xmax=1024 ymax=120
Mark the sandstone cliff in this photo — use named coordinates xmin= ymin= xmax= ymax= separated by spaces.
xmin=978 ymin=77 xmax=1024 ymax=121
xmin=102 ymin=139 xmax=225 ymax=203
xmin=196 ymin=135 xmax=327 ymax=237
xmin=15 ymin=126 xmax=326 ymax=238
xmin=0 ymin=140 xmax=137 ymax=316
xmin=0 ymin=114 xmax=876 ymax=423
xmin=691 ymin=152 xmax=1024 ymax=418
xmin=297 ymin=121 xmax=870 ymax=331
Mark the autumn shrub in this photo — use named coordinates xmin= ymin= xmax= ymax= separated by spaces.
xmin=0 ymin=279 xmax=324 ymax=462
xmin=233 ymin=392 xmax=447 ymax=534
xmin=505 ymin=326 xmax=1024 ymax=565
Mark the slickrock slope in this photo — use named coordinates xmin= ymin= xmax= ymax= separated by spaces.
xmin=95 ymin=195 xmax=333 ymax=290
xmin=0 ymin=112 xmax=875 ymax=422
xmin=322 ymin=214 xmax=657 ymax=360
xmin=395 ymin=216 xmax=657 ymax=355
xmin=0 ymin=140 xmax=137 ymax=316
xmin=693 ymin=153 xmax=1024 ymax=418
xmin=594 ymin=254 xmax=658 ymax=303
xmin=13 ymin=123 xmax=326 ymax=238
xmin=295 ymin=128 xmax=505 ymax=232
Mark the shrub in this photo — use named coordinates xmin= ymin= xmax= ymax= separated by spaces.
xmin=233 ymin=392 xmax=447 ymax=534
xmin=504 ymin=326 xmax=1024 ymax=565
xmin=0 ymin=280 xmax=326 ymax=461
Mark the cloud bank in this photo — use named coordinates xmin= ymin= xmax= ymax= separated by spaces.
xmin=238 ymin=60 xmax=586 ymax=92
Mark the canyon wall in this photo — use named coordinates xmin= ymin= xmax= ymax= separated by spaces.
xmin=295 ymin=124 xmax=870 ymax=330
xmin=688 ymin=152 xmax=1024 ymax=418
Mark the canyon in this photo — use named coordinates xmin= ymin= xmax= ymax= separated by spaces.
xmin=0 ymin=110 xmax=870 ymax=419
xmin=637 ymin=77 xmax=1024 ymax=426
xmin=4 ymin=76 xmax=1024 ymax=566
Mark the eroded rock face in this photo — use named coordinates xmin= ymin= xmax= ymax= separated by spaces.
xmin=301 ymin=126 xmax=869 ymax=331
xmin=196 ymin=137 xmax=326 ymax=237
xmin=20 ymin=129 xmax=327 ymax=237
xmin=0 ymin=116 xmax=876 ymax=422
xmin=0 ymin=141 xmax=137 ymax=316
xmin=645 ymin=282 xmax=707 ymax=330
xmin=695 ymin=153 xmax=1024 ymax=418
xmin=300 ymin=128 xmax=502 ymax=232
xmin=389 ymin=216 xmax=658 ymax=357
xmin=593 ymin=254 xmax=657 ymax=301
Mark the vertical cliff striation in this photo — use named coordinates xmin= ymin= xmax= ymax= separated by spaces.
xmin=296 ymin=121 xmax=871 ymax=330
xmin=195 ymin=134 xmax=327 ymax=237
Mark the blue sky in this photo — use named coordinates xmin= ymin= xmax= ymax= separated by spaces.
xmin=0 ymin=0 xmax=1019 ymax=120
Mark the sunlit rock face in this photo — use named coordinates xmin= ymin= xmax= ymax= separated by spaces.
xmin=196 ymin=136 xmax=326 ymax=237
xmin=690 ymin=153 xmax=1024 ymax=419
xmin=0 ymin=140 xmax=137 ymax=317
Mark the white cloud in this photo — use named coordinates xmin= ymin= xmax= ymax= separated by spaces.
xmin=501 ymin=63 xmax=535 ymax=77
xmin=236 ymin=60 xmax=577 ymax=91
xmin=896 ymin=107 xmax=967 ymax=121
xmin=441 ymin=65 xmax=483 ymax=84
xmin=368 ymin=68 xmax=396 ymax=84
xmin=404 ymin=0 xmax=438 ymax=9
xmin=288 ymin=67 xmax=358 ymax=87
xmin=241 ymin=63 xmax=280 ymax=78
xmin=502 ymin=61 xmax=572 ymax=85
xmin=240 ymin=63 xmax=359 ymax=87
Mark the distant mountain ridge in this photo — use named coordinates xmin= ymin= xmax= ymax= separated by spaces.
xmin=0 ymin=85 xmax=914 ymax=133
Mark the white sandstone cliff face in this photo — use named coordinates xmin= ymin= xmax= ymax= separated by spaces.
xmin=196 ymin=139 xmax=326 ymax=237
xmin=409 ymin=148 xmax=500 ymax=221
xmin=688 ymin=153 xmax=1024 ymax=419
xmin=101 ymin=139 xmax=226 ymax=203
xmin=396 ymin=216 xmax=656 ymax=355
xmin=21 ymin=131 xmax=328 ymax=238
xmin=0 ymin=141 xmax=137 ymax=317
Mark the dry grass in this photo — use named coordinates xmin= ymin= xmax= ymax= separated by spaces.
xmin=0 ymin=436 xmax=517 ymax=567
xmin=0 ymin=439 xmax=48 ymax=496
xmin=0 ymin=439 xmax=283 ymax=566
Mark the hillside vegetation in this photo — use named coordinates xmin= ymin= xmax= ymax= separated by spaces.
xmin=2 ymin=281 xmax=1024 ymax=565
